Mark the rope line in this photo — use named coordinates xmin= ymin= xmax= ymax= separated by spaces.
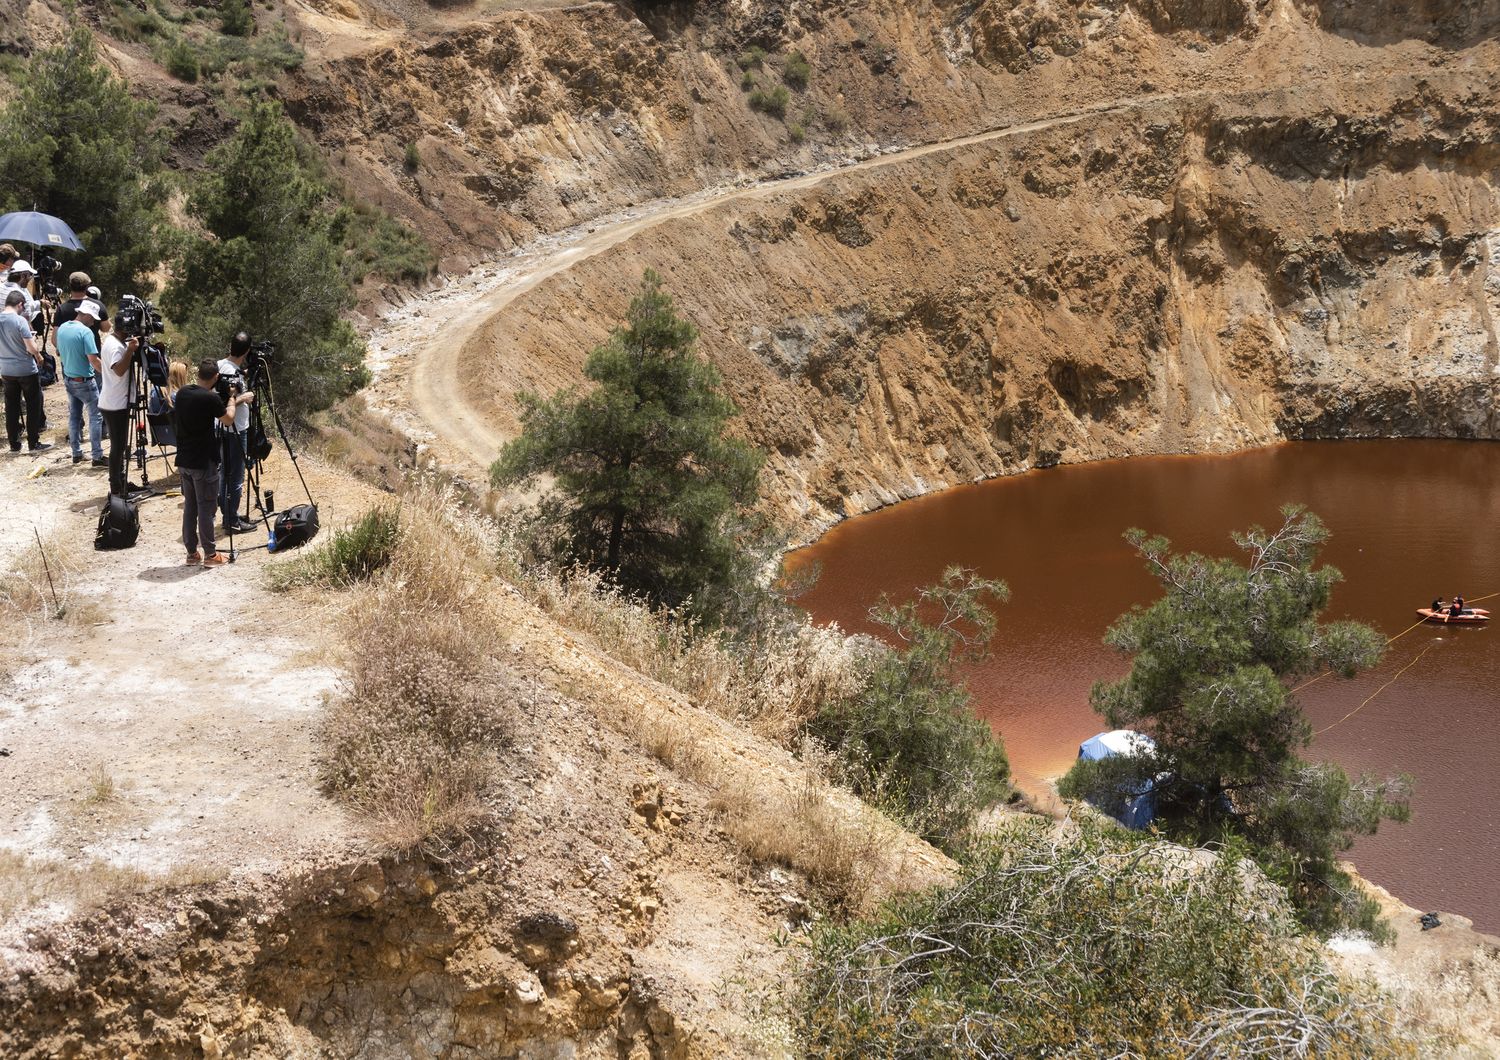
xmin=1314 ymin=642 xmax=1441 ymax=736
xmin=1300 ymin=589 xmax=1497 ymax=735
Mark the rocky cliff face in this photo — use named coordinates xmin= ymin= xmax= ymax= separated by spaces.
xmin=428 ymin=3 xmax=1499 ymax=533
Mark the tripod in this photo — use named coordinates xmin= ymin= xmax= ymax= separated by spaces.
xmin=224 ymin=361 xmax=314 ymax=562
xmin=121 ymin=344 xmax=172 ymax=500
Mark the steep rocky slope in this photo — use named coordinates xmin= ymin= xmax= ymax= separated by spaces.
xmin=421 ymin=3 xmax=1500 ymax=532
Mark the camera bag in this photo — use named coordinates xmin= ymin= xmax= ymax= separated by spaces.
xmin=94 ymin=495 xmax=140 ymax=551
xmin=272 ymin=504 xmax=320 ymax=551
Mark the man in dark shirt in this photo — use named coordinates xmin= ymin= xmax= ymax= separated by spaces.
xmin=175 ymin=358 xmax=251 ymax=566
xmin=51 ymin=272 xmax=101 ymax=346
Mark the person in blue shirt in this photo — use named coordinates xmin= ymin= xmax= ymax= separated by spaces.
xmin=1 ymin=290 xmax=50 ymax=452
xmin=55 ymin=299 xmax=105 ymax=466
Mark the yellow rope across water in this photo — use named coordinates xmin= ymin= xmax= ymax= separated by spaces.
xmin=1301 ymin=590 xmax=1499 ymax=735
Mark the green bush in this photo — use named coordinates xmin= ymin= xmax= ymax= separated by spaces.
xmin=736 ymin=46 xmax=767 ymax=70
xmin=330 ymin=201 xmax=436 ymax=285
xmin=749 ymin=84 xmax=790 ymax=119
xmin=219 ymin=0 xmax=253 ymax=36
xmin=783 ymin=49 xmax=811 ymax=91
xmin=163 ymin=35 xmax=200 ymax=83
xmin=268 ymin=505 xmax=401 ymax=590
xmin=403 ymin=140 xmax=421 ymax=173
xmin=802 ymin=819 xmax=1413 ymax=1058
xmin=739 ymin=68 xmax=756 ymax=92
xmin=787 ymin=121 xmax=806 ymax=143
xmin=811 ymin=567 xmax=1011 ymax=847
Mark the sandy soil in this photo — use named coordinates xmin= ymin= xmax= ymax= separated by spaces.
xmin=0 ymin=385 xmax=383 ymax=940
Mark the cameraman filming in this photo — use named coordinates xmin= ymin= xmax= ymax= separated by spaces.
xmin=217 ymin=332 xmax=258 ymax=534
xmin=53 ymin=272 xmax=101 ymax=345
xmin=97 ymin=314 xmax=138 ymax=497
xmin=176 ymin=358 xmax=251 ymax=566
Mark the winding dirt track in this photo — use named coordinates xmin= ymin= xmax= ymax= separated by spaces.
xmin=373 ymin=93 xmax=1179 ymax=474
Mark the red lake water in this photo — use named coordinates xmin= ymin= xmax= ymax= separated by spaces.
xmin=789 ymin=440 xmax=1500 ymax=932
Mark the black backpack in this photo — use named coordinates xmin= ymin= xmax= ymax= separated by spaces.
xmin=272 ymin=504 xmax=319 ymax=551
xmin=94 ymin=495 xmax=140 ymax=551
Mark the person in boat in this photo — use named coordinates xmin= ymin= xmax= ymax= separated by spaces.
xmin=1455 ymin=594 xmax=1466 ymax=614
xmin=1449 ymin=597 xmax=1463 ymax=618
xmin=1432 ymin=597 xmax=1446 ymax=613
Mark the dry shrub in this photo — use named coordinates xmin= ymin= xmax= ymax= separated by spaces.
xmin=0 ymin=851 xmax=149 ymax=921
xmin=500 ymin=558 xmax=869 ymax=746
xmin=311 ymin=394 xmax=415 ymax=493
xmin=0 ymin=533 xmax=78 ymax=631
xmin=319 ymin=495 xmax=515 ymax=854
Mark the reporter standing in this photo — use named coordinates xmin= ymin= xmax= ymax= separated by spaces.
xmin=97 ymin=315 xmax=137 ymax=497
xmin=0 ymin=290 xmax=50 ymax=452
xmin=175 ymin=358 xmax=246 ymax=566
xmin=55 ymin=299 xmax=105 ymax=466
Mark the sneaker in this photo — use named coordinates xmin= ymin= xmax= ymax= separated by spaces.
xmin=185 ymin=551 xmax=202 ymax=565
xmin=91 ymin=457 xmax=107 ymax=468
xmin=202 ymin=552 xmax=228 ymax=567
xmin=29 ymin=442 xmax=53 ymax=453
xmin=73 ymin=453 xmax=83 ymax=465
xmin=230 ymin=518 xmax=259 ymax=533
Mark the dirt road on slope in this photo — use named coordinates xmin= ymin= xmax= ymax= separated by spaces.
xmin=365 ymin=92 xmax=1184 ymax=476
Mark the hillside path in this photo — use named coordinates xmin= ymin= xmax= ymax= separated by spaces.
xmin=365 ymin=92 xmax=1185 ymax=472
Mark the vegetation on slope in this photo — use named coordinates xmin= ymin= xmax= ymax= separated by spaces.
xmin=801 ymin=818 xmax=1414 ymax=1058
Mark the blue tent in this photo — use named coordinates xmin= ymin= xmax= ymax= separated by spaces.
xmin=1077 ymin=729 xmax=1158 ymax=829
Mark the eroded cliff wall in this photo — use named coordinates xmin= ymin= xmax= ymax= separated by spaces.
xmin=439 ymin=6 xmax=1498 ymax=533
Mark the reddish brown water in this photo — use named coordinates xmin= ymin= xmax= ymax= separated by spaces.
xmin=790 ymin=440 xmax=1500 ymax=931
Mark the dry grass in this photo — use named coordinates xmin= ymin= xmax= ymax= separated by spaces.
xmin=310 ymin=394 xmax=415 ymax=493
xmin=0 ymin=531 xmax=80 ymax=632
xmin=84 ymin=764 xmax=117 ymax=805
xmin=500 ymin=559 xmax=870 ymax=748
xmin=0 ymin=852 xmax=222 ymax=923
xmin=1380 ymin=946 xmax=1500 ymax=1055
xmin=318 ymin=493 xmax=518 ymax=856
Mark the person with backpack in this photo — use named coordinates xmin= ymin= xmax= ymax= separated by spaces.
xmin=1 ymin=290 xmax=50 ymax=453
xmin=175 ymin=357 xmax=251 ymax=566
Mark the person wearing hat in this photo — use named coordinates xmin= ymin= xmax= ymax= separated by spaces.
xmin=0 ymin=243 xmax=16 ymax=285
xmin=53 ymin=272 xmax=102 ymax=346
xmin=1 ymin=259 xmax=38 ymax=324
xmin=56 ymin=298 xmax=105 ymax=467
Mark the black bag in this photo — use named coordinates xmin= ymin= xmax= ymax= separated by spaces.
xmin=94 ymin=495 xmax=140 ymax=551
xmin=272 ymin=504 xmax=319 ymax=551
xmin=38 ymin=351 xmax=57 ymax=387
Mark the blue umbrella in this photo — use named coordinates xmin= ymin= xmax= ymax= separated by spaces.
xmin=0 ymin=211 xmax=84 ymax=251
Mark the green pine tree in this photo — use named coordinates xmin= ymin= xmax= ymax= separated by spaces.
xmin=1060 ymin=505 xmax=1412 ymax=933
xmin=0 ymin=27 xmax=172 ymax=297
xmin=492 ymin=271 xmax=765 ymax=619
xmin=163 ymin=101 xmax=367 ymax=419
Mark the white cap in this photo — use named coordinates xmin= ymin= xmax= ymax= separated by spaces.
xmin=9 ymin=259 xmax=31 ymax=274
xmin=76 ymin=299 xmax=103 ymax=320
xmin=86 ymin=286 xmax=101 ymax=300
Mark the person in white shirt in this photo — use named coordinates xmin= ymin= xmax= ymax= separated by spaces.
xmin=1 ymin=260 xmax=39 ymax=324
xmin=96 ymin=315 xmax=138 ymax=497
xmin=216 ymin=332 xmax=257 ymax=533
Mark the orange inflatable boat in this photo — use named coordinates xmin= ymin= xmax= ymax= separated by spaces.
xmin=1417 ymin=607 xmax=1490 ymax=624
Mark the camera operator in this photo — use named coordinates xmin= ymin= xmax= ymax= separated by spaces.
xmin=52 ymin=272 xmax=101 ymax=346
xmin=0 ymin=244 xmax=14 ymax=284
xmin=176 ymin=358 xmax=250 ymax=566
xmin=1 ymin=290 xmax=50 ymax=453
xmin=216 ymin=332 xmax=258 ymax=534
xmin=96 ymin=315 xmax=137 ymax=497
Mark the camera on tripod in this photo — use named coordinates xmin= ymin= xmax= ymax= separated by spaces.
xmin=33 ymin=254 xmax=63 ymax=300
xmin=115 ymin=294 xmax=169 ymax=385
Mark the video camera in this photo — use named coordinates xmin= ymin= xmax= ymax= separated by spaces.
xmin=32 ymin=254 xmax=62 ymax=300
xmin=115 ymin=294 xmax=169 ymax=386
xmin=245 ymin=338 xmax=274 ymax=383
